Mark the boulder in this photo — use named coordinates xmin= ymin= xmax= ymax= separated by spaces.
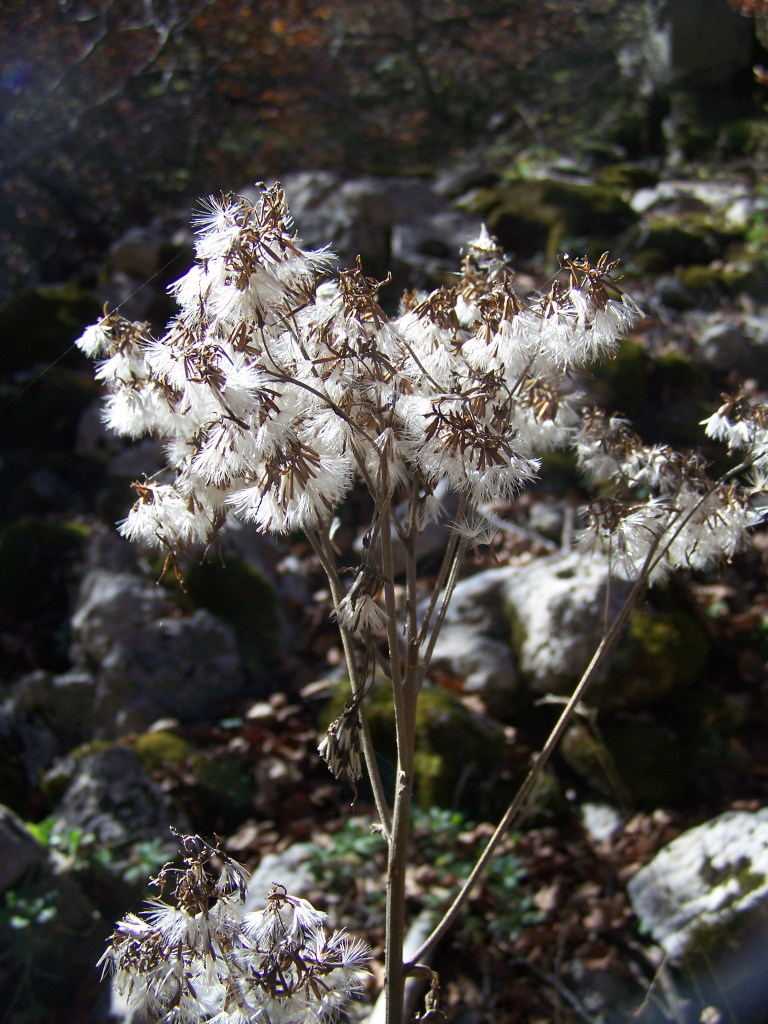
xmin=458 ymin=178 xmax=636 ymax=263
xmin=561 ymin=716 xmax=691 ymax=807
xmin=695 ymin=316 xmax=760 ymax=373
xmin=71 ymin=569 xmax=247 ymax=735
xmin=14 ymin=669 xmax=97 ymax=750
xmin=50 ymin=744 xmax=187 ymax=863
xmin=243 ymin=842 xmax=317 ymax=913
xmin=390 ymin=209 xmax=483 ymax=284
xmin=276 ymin=172 xmax=445 ymax=284
xmin=502 ymin=552 xmax=632 ymax=701
xmin=427 ymin=564 xmax=520 ymax=712
xmin=0 ymin=807 xmax=104 ymax=1022
xmin=628 ymin=809 xmax=768 ymax=1018
xmin=0 ymin=698 xmax=58 ymax=812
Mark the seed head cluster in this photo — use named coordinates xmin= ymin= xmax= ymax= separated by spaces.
xmin=101 ymin=833 xmax=371 ymax=1024
xmin=76 ymin=184 xmax=640 ymax=560
xmin=76 ymin=182 xmax=766 ymax=597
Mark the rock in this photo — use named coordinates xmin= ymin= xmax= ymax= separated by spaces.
xmin=0 ymin=517 xmax=87 ymax=622
xmin=561 ymin=716 xmax=691 ymax=807
xmin=580 ymin=801 xmax=624 ymax=843
xmin=14 ymin=669 xmax=97 ymax=749
xmin=434 ymin=154 xmax=501 ymax=198
xmin=243 ymin=842 xmax=317 ymax=913
xmin=652 ymin=272 xmax=699 ymax=310
xmin=354 ymin=480 xmax=462 ymax=576
xmin=0 ymin=283 xmax=101 ymax=372
xmin=0 ymin=829 xmax=104 ymax=1022
xmin=630 ymin=179 xmax=752 ymax=220
xmin=96 ymin=608 xmax=246 ymax=734
xmin=107 ymin=226 xmax=165 ymax=281
xmin=632 ymin=218 xmax=734 ymax=273
xmin=362 ymin=682 xmax=510 ymax=817
xmin=696 ymin=317 xmax=757 ymax=372
xmin=627 ymin=809 xmax=768 ymax=1019
xmin=429 ymin=626 xmax=517 ymax=709
xmin=277 ymin=172 xmax=445 ymax=284
xmin=0 ymin=698 xmax=58 ymax=812
xmin=527 ymin=502 xmax=566 ymax=544
xmin=0 ymin=804 xmax=45 ymax=892
xmin=71 ymin=569 xmax=172 ymax=665
xmin=166 ymin=557 xmax=280 ymax=669
xmin=458 ymin=178 xmax=636 ymax=262
xmin=628 ymin=809 xmax=768 ymax=958
xmin=71 ymin=569 xmax=247 ymax=735
xmin=426 ymin=564 xmax=521 ymax=712
xmin=51 ymin=744 xmax=187 ymax=861
xmin=391 ymin=209 xmax=483 ymax=284
xmin=502 ymin=552 xmax=632 ymax=701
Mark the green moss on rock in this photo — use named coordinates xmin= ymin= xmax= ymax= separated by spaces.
xmin=189 ymin=752 xmax=254 ymax=824
xmin=561 ymin=718 xmax=691 ymax=807
xmin=601 ymin=599 xmax=709 ymax=710
xmin=0 ymin=284 xmax=101 ymax=372
xmin=590 ymin=337 xmax=648 ymax=420
xmin=632 ymin=218 xmax=735 ymax=273
xmin=0 ymin=517 xmax=88 ymax=619
xmin=133 ymin=730 xmax=190 ymax=773
xmin=165 ymin=557 xmax=280 ymax=667
xmin=328 ymin=682 xmax=509 ymax=817
xmin=459 ymin=179 xmax=635 ymax=263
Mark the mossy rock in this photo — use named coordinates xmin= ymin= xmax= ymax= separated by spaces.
xmin=632 ymin=219 xmax=739 ymax=274
xmin=594 ymin=164 xmax=659 ymax=191
xmin=678 ymin=256 xmax=768 ymax=302
xmin=561 ymin=717 xmax=691 ymax=807
xmin=0 ymin=362 xmax=96 ymax=460
xmin=133 ymin=730 xmax=190 ymax=773
xmin=189 ymin=752 xmax=254 ymax=826
xmin=590 ymin=337 xmax=648 ymax=421
xmin=537 ymin=448 xmax=581 ymax=491
xmin=638 ymin=351 xmax=713 ymax=447
xmin=458 ymin=179 xmax=636 ymax=262
xmin=39 ymin=738 xmax=115 ymax=805
xmin=0 ymin=284 xmax=101 ymax=372
xmin=165 ymin=557 xmax=280 ymax=667
xmin=325 ymin=681 xmax=510 ymax=818
xmin=0 ymin=517 xmax=89 ymax=619
xmin=600 ymin=598 xmax=709 ymax=711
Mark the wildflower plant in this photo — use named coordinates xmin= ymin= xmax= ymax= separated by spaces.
xmin=76 ymin=183 xmax=767 ymax=1024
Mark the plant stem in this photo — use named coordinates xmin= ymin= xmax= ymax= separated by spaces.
xmin=306 ymin=526 xmax=391 ymax=836
xmin=405 ymin=572 xmax=646 ymax=969
xmin=379 ymin=480 xmax=421 ymax=1024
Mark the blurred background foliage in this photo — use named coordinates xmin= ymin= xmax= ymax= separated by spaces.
xmin=0 ymin=0 xmax=649 ymax=296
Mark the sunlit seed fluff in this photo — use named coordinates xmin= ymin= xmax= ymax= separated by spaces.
xmin=77 ymin=320 xmax=113 ymax=358
xmin=103 ymin=836 xmax=371 ymax=1024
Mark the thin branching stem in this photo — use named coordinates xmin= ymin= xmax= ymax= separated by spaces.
xmin=305 ymin=525 xmax=391 ymax=837
xmin=405 ymin=570 xmax=647 ymax=969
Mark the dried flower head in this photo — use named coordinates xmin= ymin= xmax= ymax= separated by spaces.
xmin=100 ymin=833 xmax=371 ymax=1024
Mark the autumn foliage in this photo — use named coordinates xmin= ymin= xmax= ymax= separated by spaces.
xmin=1 ymin=0 xmax=637 ymax=295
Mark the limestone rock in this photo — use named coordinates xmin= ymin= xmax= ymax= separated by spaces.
xmin=502 ymin=552 xmax=631 ymax=699
xmin=628 ymin=808 xmax=768 ymax=962
xmin=51 ymin=744 xmax=187 ymax=859
xmin=243 ymin=843 xmax=317 ymax=914
xmin=14 ymin=668 xmax=97 ymax=749
xmin=71 ymin=569 xmax=247 ymax=735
